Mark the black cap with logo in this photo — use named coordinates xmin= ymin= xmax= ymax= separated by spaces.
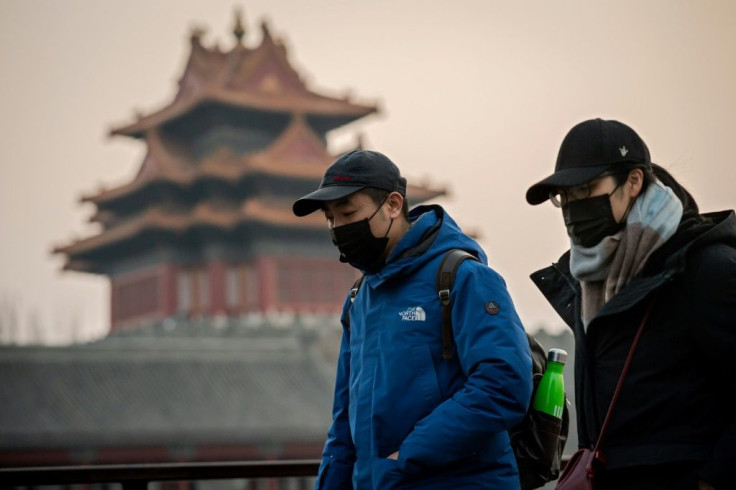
xmin=526 ymin=118 xmax=652 ymax=205
xmin=293 ymin=149 xmax=407 ymax=216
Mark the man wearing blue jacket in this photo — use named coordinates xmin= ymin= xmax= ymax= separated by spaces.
xmin=293 ymin=149 xmax=532 ymax=489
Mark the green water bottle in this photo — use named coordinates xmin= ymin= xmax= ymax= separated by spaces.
xmin=532 ymin=348 xmax=567 ymax=418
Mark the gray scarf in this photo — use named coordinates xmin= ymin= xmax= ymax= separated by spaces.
xmin=570 ymin=179 xmax=683 ymax=329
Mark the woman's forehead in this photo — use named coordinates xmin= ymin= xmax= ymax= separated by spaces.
xmin=575 ymin=174 xmax=614 ymax=189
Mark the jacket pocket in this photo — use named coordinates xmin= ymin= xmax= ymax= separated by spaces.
xmin=373 ymin=457 xmax=405 ymax=488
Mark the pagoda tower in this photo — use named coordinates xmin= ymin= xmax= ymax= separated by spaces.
xmin=54 ymin=13 xmax=444 ymax=333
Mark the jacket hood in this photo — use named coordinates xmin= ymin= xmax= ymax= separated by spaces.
xmin=368 ymin=205 xmax=486 ymax=286
xmin=653 ymin=209 xmax=736 ymax=275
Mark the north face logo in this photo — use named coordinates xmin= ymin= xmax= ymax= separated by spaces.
xmin=398 ymin=307 xmax=426 ymax=321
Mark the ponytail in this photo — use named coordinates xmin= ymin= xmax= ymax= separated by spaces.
xmin=651 ymin=163 xmax=700 ymax=215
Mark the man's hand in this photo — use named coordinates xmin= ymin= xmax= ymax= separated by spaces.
xmin=697 ymin=481 xmax=714 ymax=490
xmin=387 ymin=451 xmax=399 ymax=460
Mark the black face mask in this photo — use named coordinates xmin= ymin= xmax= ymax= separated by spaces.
xmin=330 ymin=199 xmax=393 ymax=273
xmin=562 ymin=193 xmax=625 ymax=248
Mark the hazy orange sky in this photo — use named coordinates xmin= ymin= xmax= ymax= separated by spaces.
xmin=1 ymin=0 xmax=735 ymax=343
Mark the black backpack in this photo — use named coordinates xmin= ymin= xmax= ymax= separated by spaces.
xmin=348 ymin=249 xmax=569 ymax=490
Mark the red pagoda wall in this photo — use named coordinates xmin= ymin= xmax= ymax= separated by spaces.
xmin=111 ymin=265 xmax=169 ymax=330
xmin=110 ymin=257 xmax=357 ymax=331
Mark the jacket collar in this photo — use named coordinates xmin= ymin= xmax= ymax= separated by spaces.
xmin=363 ymin=205 xmax=444 ymax=287
xmin=659 ymin=210 xmax=736 ymax=273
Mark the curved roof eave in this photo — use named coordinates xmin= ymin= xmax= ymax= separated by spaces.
xmin=110 ymin=93 xmax=378 ymax=139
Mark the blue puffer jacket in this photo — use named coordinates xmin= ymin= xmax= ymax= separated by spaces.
xmin=315 ymin=205 xmax=533 ymax=489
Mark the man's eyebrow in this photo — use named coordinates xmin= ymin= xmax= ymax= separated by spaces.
xmin=321 ymin=196 xmax=352 ymax=213
xmin=332 ymin=196 xmax=353 ymax=208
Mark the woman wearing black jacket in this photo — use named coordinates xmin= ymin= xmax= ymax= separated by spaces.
xmin=526 ymin=118 xmax=736 ymax=490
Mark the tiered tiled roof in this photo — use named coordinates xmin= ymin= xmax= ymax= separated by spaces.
xmin=54 ymin=199 xmax=326 ymax=261
xmin=83 ymin=119 xmax=445 ymax=210
xmin=54 ymin=13 xmax=446 ymax=274
xmin=110 ymin=21 xmax=377 ymax=139
xmin=83 ymin=117 xmax=334 ymax=207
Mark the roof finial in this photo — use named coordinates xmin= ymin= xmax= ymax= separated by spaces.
xmin=233 ymin=7 xmax=246 ymax=44
xmin=261 ymin=19 xmax=272 ymax=40
xmin=190 ymin=26 xmax=206 ymax=45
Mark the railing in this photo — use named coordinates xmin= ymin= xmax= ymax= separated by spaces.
xmin=0 ymin=457 xmax=571 ymax=488
xmin=0 ymin=459 xmax=322 ymax=489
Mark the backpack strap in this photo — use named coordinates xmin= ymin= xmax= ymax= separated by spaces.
xmin=345 ymin=274 xmax=365 ymax=330
xmin=436 ymin=249 xmax=479 ymax=359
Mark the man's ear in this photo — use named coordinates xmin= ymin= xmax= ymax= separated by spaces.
xmin=386 ymin=192 xmax=404 ymax=219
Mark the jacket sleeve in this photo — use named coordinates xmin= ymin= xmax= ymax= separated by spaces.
xmin=397 ymin=260 xmax=533 ymax=474
xmin=688 ymin=244 xmax=736 ymax=489
xmin=314 ymin=299 xmax=356 ymax=489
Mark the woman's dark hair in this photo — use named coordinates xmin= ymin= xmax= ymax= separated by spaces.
xmin=611 ymin=164 xmax=656 ymax=190
xmin=362 ymin=187 xmax=410 ymax=218
xmin=612 ymin=163 xmax=700 ymax=215
xmin=651 ymin=163 xmax=700 ymax=215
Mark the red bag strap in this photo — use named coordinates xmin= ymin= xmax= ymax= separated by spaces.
xmin=588 ymin=298 xmax=656 ymax=468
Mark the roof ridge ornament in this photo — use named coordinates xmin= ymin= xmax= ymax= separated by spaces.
xmin=233 ymin=7 xmax=246 ymax=44
xmin=261 ymin=19 xmax=272 ymax=41
xmin=190 ymin=26 xmax=206 ymax=45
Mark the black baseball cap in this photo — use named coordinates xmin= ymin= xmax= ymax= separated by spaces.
xmin=526 ymin=118 xmax=652 ymax=205
xmin=293 ymin=149 xmax=407 ymax=216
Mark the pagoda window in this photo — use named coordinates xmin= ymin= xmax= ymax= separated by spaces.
xmin=197 ymin=269 xmax=210 ymax=314
xmin=177 ymin=271 xmax=192 ymax=315
xmin=177 ymin=267 xmax=211 ymax=316
xmin=243 ymin=263 xmax=260 ymax=312
xmin=226 ymin=265 xmax=240 ymax=312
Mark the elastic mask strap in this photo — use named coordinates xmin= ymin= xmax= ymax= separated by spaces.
xmin=608 ymin=180 xmax=625 ymax=199
xmin=610 ymin=181 xmax=636 ymax=224
xmin=367 ymin=194 xmax=390 ymax=221
xmin=383 ymin=218 xmax=394 ymax=238
xmin=368 ymin=194 xmax=393 ymax=238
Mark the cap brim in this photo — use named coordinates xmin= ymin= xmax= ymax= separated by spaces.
xmin=292 ymin=184 xmax=366 ymax=216
xmin=525 ymin=166 xmax=609 ymax=205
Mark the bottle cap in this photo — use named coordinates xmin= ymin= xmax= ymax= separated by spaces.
xmin=548 ymin=348 xmax=567 ymax=364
